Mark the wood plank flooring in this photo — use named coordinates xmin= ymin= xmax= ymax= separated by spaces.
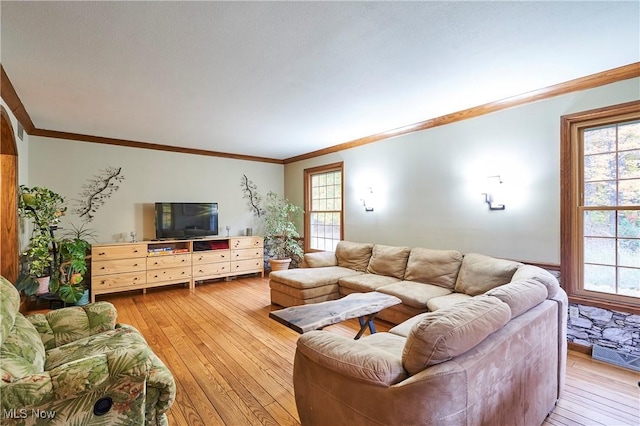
xmin=96 ymin=277 xmax=639 ymax=426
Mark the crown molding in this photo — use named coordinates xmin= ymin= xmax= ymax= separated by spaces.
xmin=283 ymin=62 xmax=640 ymax=163
xmin=2 ymin=62 xmax=638 ymax=164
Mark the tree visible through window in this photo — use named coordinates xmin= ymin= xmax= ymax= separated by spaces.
xmin=304 ymin=163 xmax=343 ymax=252
xmin=561 ymin=101 xmax=640 ymax=313
xmin=582 ymin=120 xmax=640 ymax=297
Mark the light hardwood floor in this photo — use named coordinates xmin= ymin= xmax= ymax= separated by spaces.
xmin=96 ymin=277 xmax=639 ymax=426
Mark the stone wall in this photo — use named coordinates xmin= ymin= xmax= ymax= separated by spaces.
xmin=544 ymin=268 xmax=640 ymax=356
xmin=567 ymin=304 xmax=640 ymax=356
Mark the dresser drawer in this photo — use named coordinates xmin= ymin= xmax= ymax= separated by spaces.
xmin=231 ymin=258 xmax=263 ymax=273
xmin=192 ymin=250 xmax=230 ymax=265
xmin=93 ymin=258 xmax=146 ymax=276
xmin=193 ymin=262 xmax=230 ymax=278
xmin=93 ymin=271 xmax=146 ymax=290
xmin=92 ymin=244 xmax=146 ymax=261
xmin=231 ymin=248 xmax=263 ymax=261
xmin=230 ymin=237 xmax=263 ymax=250
xmin=147 ymin=254 xmax=190 ymax=269
xmin=147 ymin=266 xmax=191 ymax=283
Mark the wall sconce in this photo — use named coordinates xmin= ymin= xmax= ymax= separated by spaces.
xmin=483 ymin=175 xmax=505 ymax=210
xmin=362 ymin=187 xmax=374 ymax=212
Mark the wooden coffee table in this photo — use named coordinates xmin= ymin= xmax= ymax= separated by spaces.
xmin=269 ymin=292 xmax=402 ymax=339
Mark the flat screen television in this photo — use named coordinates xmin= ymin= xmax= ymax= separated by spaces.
xmin=154 ymin=202 xmax=218 ymax=239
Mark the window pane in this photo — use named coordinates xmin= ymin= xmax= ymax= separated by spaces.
xmin=618 ymin=150 xmax=640 ymax=179
xmin=584 ymin=210 xmax=615 ymax=237
xmin=584 ymin=264 xmax=616 ymax=294
xmin=584 ymin=181 xmax=616 ymax=206
xmin=618 ymin=210 xmax=640 ymax=238
xmin=618 ymin=267 xmax=640 ymax=297
xmin=584 ymin=126 xmax=616 ymax=154
xmin=584 ymin=153 xmax=616 ymax=181
xmin=618 ymin=179 xmax=640 ymax=205
xmin=618 ymin=239 xmax=640 ymax=267
xmin=618 ymin=121 xmax=640 ymax=151
xmin=584 ymin=237 xmax=616 ymax=265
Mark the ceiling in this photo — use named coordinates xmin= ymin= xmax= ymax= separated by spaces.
xmin=1 ymin=1 xmax=639 ymax=161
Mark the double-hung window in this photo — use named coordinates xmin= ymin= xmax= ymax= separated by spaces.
xmin=304 ymin=163 xmax=343 ymax=252
xmin=561 ymin=101 xmax=640 ymax=313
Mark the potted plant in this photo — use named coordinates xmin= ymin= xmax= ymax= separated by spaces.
xmin=56 ymin=223 xmax=95 ymax=305
xmin=263 ymin=191 xmax=304 ymax=271
xmin=18 ymin=185 xmax=66 ymax=295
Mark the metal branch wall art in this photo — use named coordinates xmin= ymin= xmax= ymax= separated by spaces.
xmin=241 ymin=174 xmax=264 ymax=217
xmin=73 ymin=167 xmax=125 ymax=222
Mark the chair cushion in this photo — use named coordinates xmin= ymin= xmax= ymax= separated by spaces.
xmin=336 ymin=241 xmax=374 ymax=271
xmin=404 ymin=248 xmax=463 ymax=290
xmin=485 ymin=280 xmax=548 ymax=318
xmin=402 ymin=296 xmax=511 ymax=375
xmin=45 ymin=325 xmax=150 ymax=370
xmin=510 ymin=265 xmax=559 ymax=298
xmin=454 ymin=253 xmax=522 ymax=296
xmin=0 ymin=315 xmax=47 ymax=381
xmin=377 ymin=281 xmax=451 ymax=309
xmin=367 ymin=245 xmax=411 ymax=279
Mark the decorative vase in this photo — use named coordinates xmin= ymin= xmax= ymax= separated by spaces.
xmin=75 ymin=289 xmax=90 ymax=306
xmin=35 ymin=276 xmax=50 ymax=295
xmin=269 ymin=258 xmax=292 ymax=272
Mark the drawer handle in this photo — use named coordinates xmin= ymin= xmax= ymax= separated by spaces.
xmin=133 ymin=249 xmax=139 ymax=253
xmin=100 ymin=280 xmax=106 ymax=284
xmin=198 ymin=269 xmax=204 ymax=273
xmin=181 ymin=259 xmax=186 ymax=262
xmin=221 ymin=254 xmax=225 ymax=258
xmin=133 ymin=263 xmax=138 ymax=267
xmin=133 ymin=277 xmax=139 ymax=281
xmin=154 ymin=275 xmax=159 ymax=278
xmin=98 ymin=252 xmax=106 ymax=256
xmin=100 ymin=266 xmax=106 ymax=270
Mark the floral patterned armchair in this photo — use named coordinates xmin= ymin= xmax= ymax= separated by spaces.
xmin=0 ymin=276 xmax=175 ymax=425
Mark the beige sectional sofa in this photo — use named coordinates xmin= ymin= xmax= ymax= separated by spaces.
xmin=269 ymin=241 xmax=559 ymax=324
xmin=269 ymin=241 xmax=568 ymax=425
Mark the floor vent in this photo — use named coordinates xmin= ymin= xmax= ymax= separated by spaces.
xmin=592 ymin=345 xmax=640 ymax=372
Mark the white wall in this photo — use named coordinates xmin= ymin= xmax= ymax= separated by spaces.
xmin=26 ymin=137 xmax=284 ymax=243
xmin=285 ymin=78 xmax=640 ymax=264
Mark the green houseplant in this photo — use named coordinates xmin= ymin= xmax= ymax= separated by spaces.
xmin=18 ymin=185 xmax=66 ymax=295
xmin=18 ymin=186 xmax=91 ymax=304
xmin=263 ymin=191 xmax=304 ymax=271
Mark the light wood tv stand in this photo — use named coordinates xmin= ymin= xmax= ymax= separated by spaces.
xmin=91 ymin=236 xmax=264 ymax=302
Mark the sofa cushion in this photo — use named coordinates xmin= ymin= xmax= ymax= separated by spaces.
xmin=388 ymin=312 xmax=430 ymax=337
xmin=402 ymin=296 xmax=511 ymax=375
xmin=336 ymin=241 xmax=374 ymax=272
xmin=297 ymin=330 xmax=408 ymax=386
xmin=367 ymin=245 xmax=411 ymax=279
xmin=302 ymin=251 xmax=337 ymax=268
xmin=426 ymin=293 xmax=473 ymax=312
xmin=338 ymin=274 xmax=401 ymax=293
xmin=404 ymin=248 xmax=463 ymax=290
xmin=511 ymin=265 xmax=559 ymax=298
xmin=269 ymin=266 xmax=362 ymax=289
xmin=377 ymin=281 xmax=451 ymax=309
xmin=454 ymin=253 xmax=522 ymax=296
xmin=486 ymin=280 xmax=548 ymax=318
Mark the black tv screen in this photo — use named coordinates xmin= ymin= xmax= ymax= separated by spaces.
xmin=155 ymin=202 xmax=219 ymax=239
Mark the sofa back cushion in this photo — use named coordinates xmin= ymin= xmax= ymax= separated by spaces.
xmin=402 ymin=296 xmax=511 ymax=375
xmin=510 ymin=265 xmax=560 ymax=298
xmin=485 ymin=280 xmax=548 ymax=318
xmin=404 ymin=248 xmax=463 ymax=289
xmin=336 ymin=241 xmax=374 ymax=272
xmin=454 ymin=253 xmax=522 ymax=296
xmin=367 ymin=245 xmax=411 ymax=279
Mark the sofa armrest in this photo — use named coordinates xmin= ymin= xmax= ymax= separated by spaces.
xmin=145 ymin=353 xmax=177 ymax=420
xmin=27 ymin=302 xmax=118 ymax=350
xmin=301 ymin=251 xmax=337 ymax=268
xmin=296 ymin=331 xmax=407 ymax=386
